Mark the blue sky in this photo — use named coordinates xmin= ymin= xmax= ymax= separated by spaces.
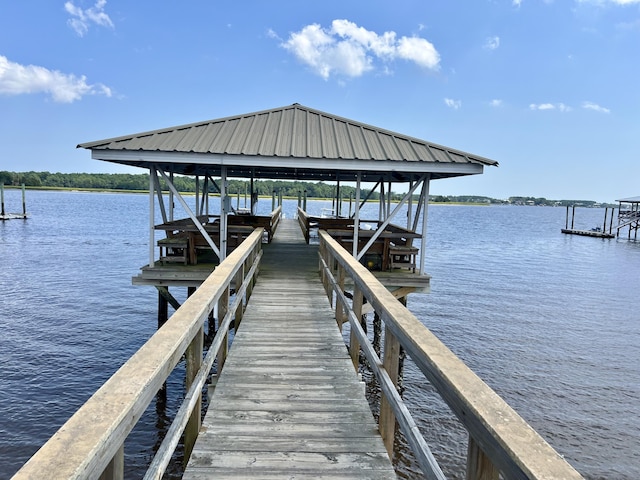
xmin=0 ymin=1 xmax=638 ymax=202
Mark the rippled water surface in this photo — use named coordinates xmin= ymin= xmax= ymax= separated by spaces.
xmin=1 ymin=190 xmax=638 ymax=479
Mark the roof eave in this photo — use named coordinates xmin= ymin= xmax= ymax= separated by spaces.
xmin=90 ymin=150 xmax=484 ymax=180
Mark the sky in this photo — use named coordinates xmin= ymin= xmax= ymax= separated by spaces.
xmin=0 ymin=1 xmax=638 ymax=203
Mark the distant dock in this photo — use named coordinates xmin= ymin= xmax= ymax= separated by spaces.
xmin=0 ymin=184 xmax=28 ymax=221
xmin=562 ymin=205 xmax=615 ymax=238
xmin=561 ymin=227 xmax=615 ymax=238
xmin=562 ymin=199 xmax=640 ymax=240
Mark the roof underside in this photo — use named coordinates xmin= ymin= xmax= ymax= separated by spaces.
xmin=79 ymin=103 xmax=498 ymax=183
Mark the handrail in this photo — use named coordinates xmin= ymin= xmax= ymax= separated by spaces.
xmin=13 ymin=228 xmax=264 ymax=480
xmin=318 ymin=230 xmax=584 ymax=480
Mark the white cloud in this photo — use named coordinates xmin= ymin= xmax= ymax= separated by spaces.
xmin=490 ymin=99 xmax=503 ymax=107
xmin=65 ymin=0 xmax=114 ymax=37
xmin=0 ymin=55 xmax=112 ymax=103
xmin=444 ymin=98 xmax=462 ymax=109
xmin=583 ymin=101 xmax=611 ymax=113
xmin=281 ymin=19 xmax=440 ymax=80
xmin=513 ymin=0 xmax=523 ymax=7
xmin=484 ymin=36 xmax=500 ymax=50
xmin=529 ymin=102 xmax=572 ymax=112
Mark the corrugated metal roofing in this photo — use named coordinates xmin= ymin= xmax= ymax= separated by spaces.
xmin=79 ymin=103 xmax=498 ymax=166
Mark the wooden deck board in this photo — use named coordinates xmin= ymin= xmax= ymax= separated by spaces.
xmin=183 ymin=219 xmax=396 ymax=479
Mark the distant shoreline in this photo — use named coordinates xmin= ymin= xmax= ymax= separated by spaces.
xmin=2 ymin=186 xmax=614 ymax=207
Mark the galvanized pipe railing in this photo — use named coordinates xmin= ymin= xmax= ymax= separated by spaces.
xmin=318 ymin=230 xmax=583 ymax=480
xmin=13 ymin=228 xmax=264 ymax=480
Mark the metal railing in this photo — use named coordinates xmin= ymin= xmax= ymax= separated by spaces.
xmin=13 ymin=228 xmax=264 ymax=480
xmin=318 ymin=230 xmax=584 ymax=480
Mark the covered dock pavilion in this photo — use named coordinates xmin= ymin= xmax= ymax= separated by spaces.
xmin=78 ymin=103 xmax=498 ymax=301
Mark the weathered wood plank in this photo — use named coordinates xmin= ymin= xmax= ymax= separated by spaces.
xmin=201 ymin=409 xmax=378 ymax=425
xmin=184 ymin=470 xmax=396 ymax=479
xmin=188 ymin=451 xmax=394 ymax=471
xmin=192 ymin=434 xmax=388 ymax=453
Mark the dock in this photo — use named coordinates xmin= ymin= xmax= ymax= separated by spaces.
xmin=184 ymin=219 xmax=395 ymax=478
xmin=560 ymin=228 xmax=615 ymax=238
xmin=13 ymin=104 xmax=585 ymax=480
xmin=561 ymin=204 xmax=615 ymax=238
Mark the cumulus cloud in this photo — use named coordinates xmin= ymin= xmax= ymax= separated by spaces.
xmin=0 ymin=55 xmax=112 ymax=103
xmin=65 ymin=0 xmax=114 ymax=37
xmin=484 ymin=36 xmax=500 ymax=50
xmin=529 ymin=102 xmax=571 ymax=112
xmin=582 ymin=101 xmax=611 ymax=113
xmin=281 ymin=20 xmax=440 ymax=79
xmin=444 ymin=98 xmax=462 ymax=109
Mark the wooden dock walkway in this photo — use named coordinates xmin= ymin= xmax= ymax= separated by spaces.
xmin=183 ymin=219 xmax=396 ymax=479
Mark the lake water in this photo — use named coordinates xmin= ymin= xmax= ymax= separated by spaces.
xmin=1 ymin=190 xmax=638 ymax=479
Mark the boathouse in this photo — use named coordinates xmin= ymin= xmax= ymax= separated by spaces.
xmin=13 ymin=104 xmax=584 ymax=479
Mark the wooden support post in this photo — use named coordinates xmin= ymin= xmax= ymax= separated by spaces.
xmin=158 ymin=291 xmax=168 ymax=329
xmin=21 ymin=184 xmax=26 ymax=217
xmin=184 ymin=325 xmax=203 ymax=464
xmin=156 ymin=286 xmax=182 ymax=311
xmin=466 ymin=436 xmax=499 ymax=480
xmin=609 ymin=208 xmax=615 ymax=234
xmin=98 ymin=444 xmax=124 ymax=480
xmin=217 ymin=287 xmax=229 ymax=372
xmin=335 ymin=264 xmax=346 ymax=328
xmin=350 ymin=287 xmax=363 ymax=370
xmin=244 ymin=255 xmax=254 ymax=301
xmin=379 ymin=324 xmax=401 ymax=458
xmin=373 ymin=311 xmax=382 ymax=357
xmin=234 ymin=264 xmax=244 ymax=328
xmin=397 ymin=295 xmax=407 ymax=392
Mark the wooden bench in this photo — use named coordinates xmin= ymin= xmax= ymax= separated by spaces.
xmin=157 ymin=234 xmax=189 ymax=264
xmin=389 ymin=244 xmax=419 ymax=272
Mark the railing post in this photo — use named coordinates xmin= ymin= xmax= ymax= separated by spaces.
xmin=217 ymin=286 xmax=229 ymax=371
xmin=99 ymin=444 xmax=124 ymax=480
xmin=184 ymin=325 xmax=204 ymax=463
xmin=379 ymin=324 xmax=401 ymax=458
xmin=335 ymin=264 xmax=346 ymax=328
xmin=350 ymin=286 xmax=364 ymax=370
xmin=245 ymin=251 xmax=254 ymax=301
xmin=467 ymin=436 xmax=499 ymax=480
xmin=234 ymin=263 xmax=245 ymax=328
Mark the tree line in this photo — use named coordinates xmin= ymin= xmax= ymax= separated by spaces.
xmin=1 ymin=171 xmax=603 ymax=206
xmin=0 ymin=171 xmax=380 ymax=200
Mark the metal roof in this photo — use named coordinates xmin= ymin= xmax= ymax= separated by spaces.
xmin=79 ymin=103 xmax=498 ymax=182
xmin=616 ymin=196 xmax=640 ymax=203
